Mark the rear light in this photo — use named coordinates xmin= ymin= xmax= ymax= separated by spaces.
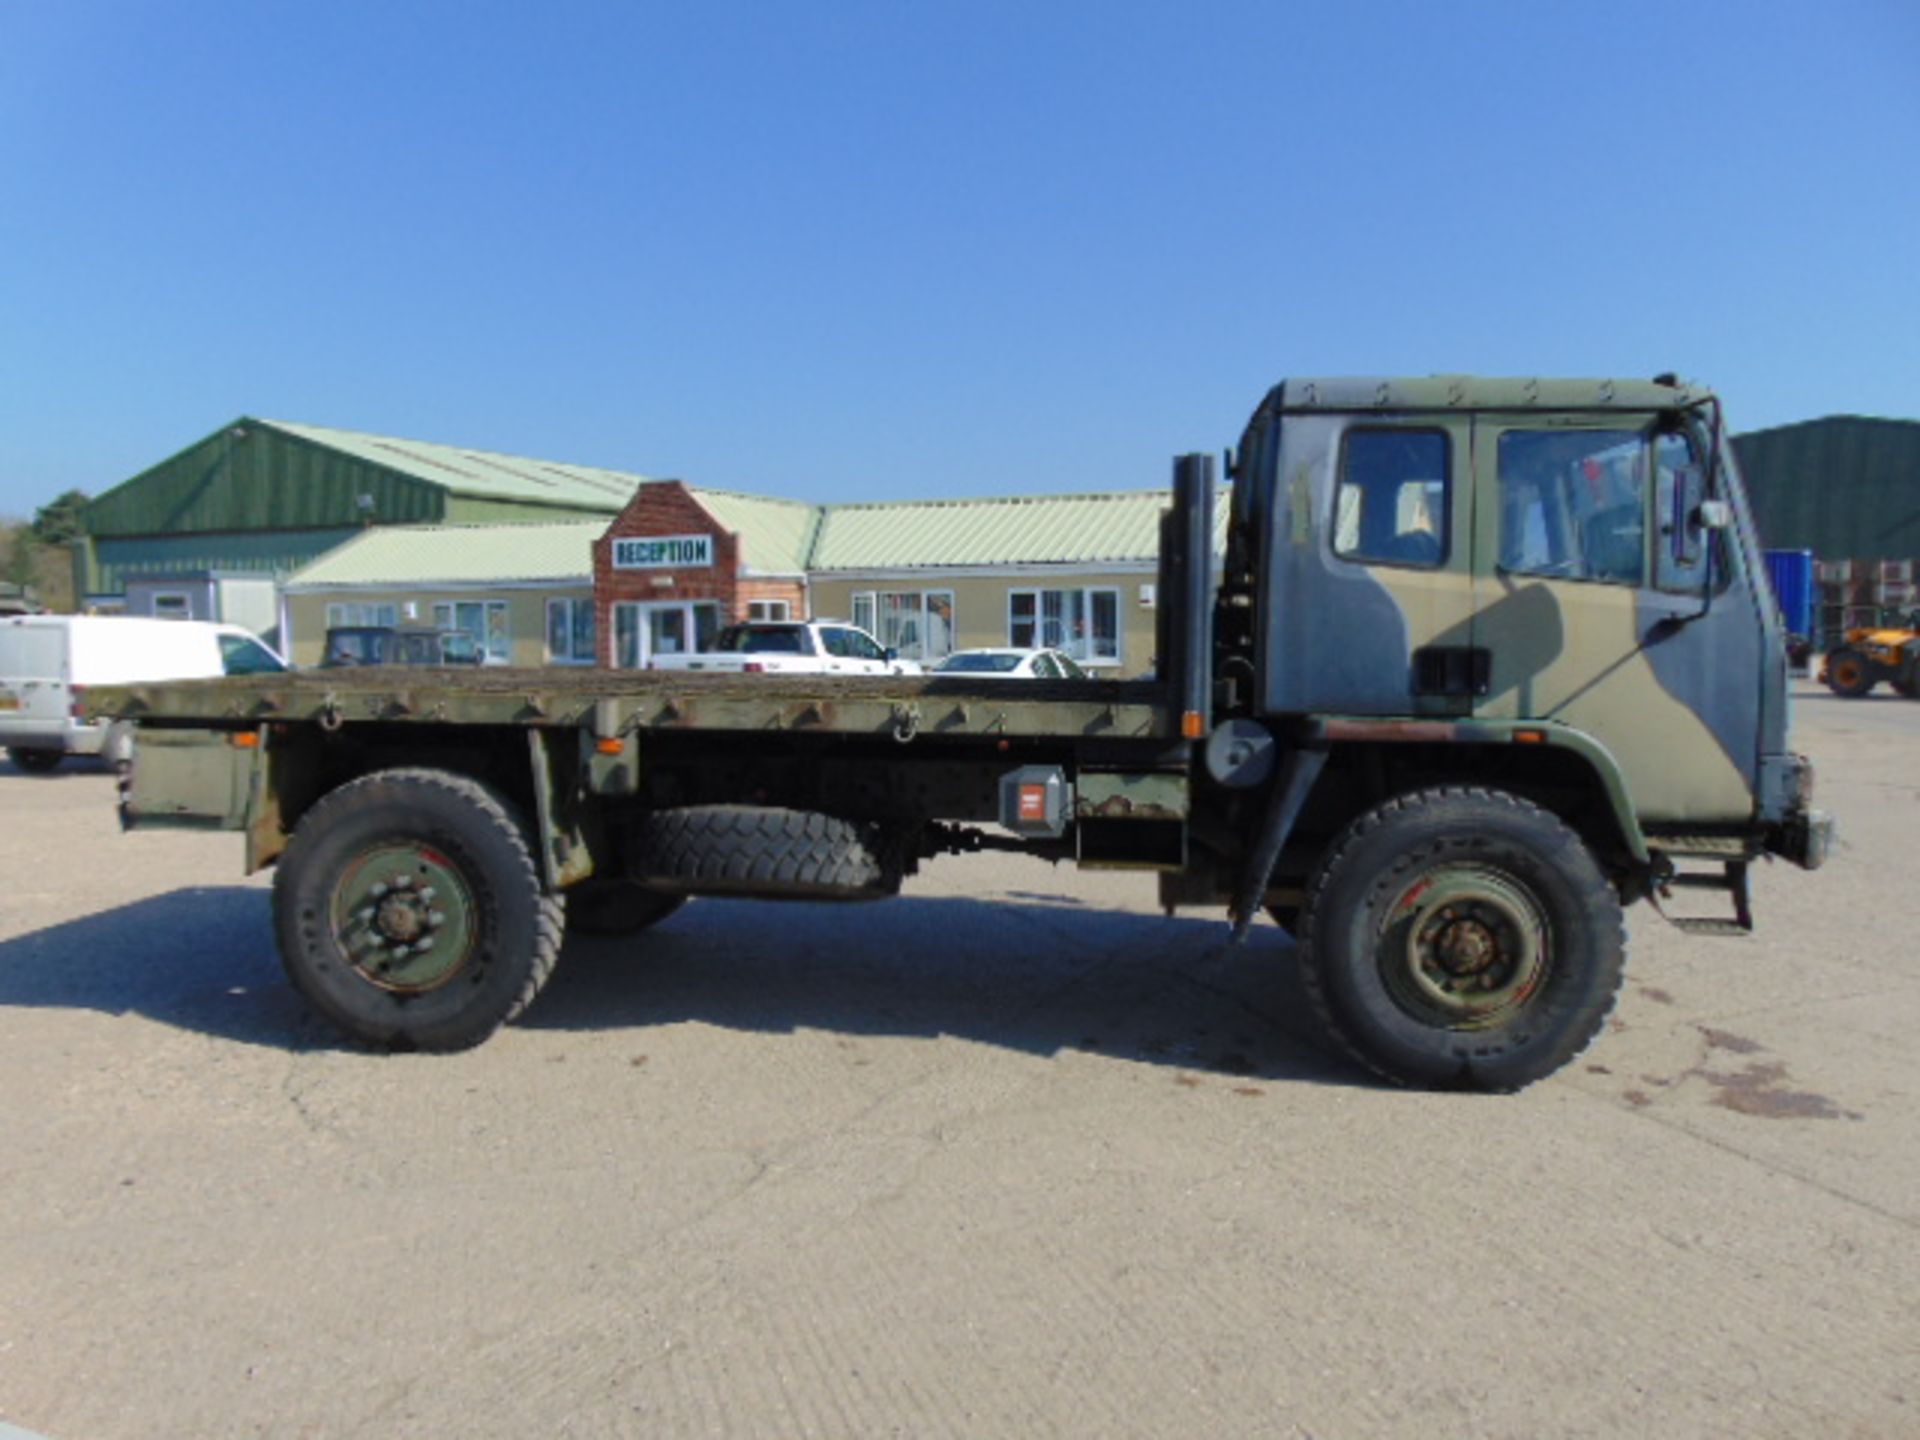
xmin=69 ymin=683 xmax=86 ymax=719
xmin=743 ymin=662 xmax=766 ymax=674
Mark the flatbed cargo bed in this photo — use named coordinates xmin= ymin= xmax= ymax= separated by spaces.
xmin=93 ymin=667 xmax=1176 ymax=742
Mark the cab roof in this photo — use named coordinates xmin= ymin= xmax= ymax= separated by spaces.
xmin=1266 ymin=374 xmax=1712 ymax=416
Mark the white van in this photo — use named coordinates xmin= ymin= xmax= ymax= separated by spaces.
xmin=0 ymin=616 xmax=286 ymax=773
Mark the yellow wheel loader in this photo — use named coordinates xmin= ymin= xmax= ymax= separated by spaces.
xmin=1821 ymin=611 xmax=1920 ymax=698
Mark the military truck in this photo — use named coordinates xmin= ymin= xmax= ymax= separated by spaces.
xmin=90 ymin=376 xmax=1831 ymax=1091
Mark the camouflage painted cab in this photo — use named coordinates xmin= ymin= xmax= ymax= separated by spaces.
xmin=1209 ymin=375 xmax=1831 ymax=1085
xmin=1228 ymin=377 xmax=1821 ymax=841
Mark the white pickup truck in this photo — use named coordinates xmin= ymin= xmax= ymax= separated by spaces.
xmin=646 ymin=620 xmax=924 ymax=676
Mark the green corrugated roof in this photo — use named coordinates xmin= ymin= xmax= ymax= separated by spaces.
xmin=808 ymin=488 xmax=1228 ymax=571
xmin=92 ymin=415 xmax=1228 ymax=581
xmin=692 ymin=487 xmax=821 ymax=574
xmin=1734 ymin=416 xmax=1920 ymax=561
xmin=263 ymin=420 xmax=647 ymax=510
xmin=279 ymin=486 xmax=822 ymax=589
xmin=284 ymin=521 xmax=605 ymax=588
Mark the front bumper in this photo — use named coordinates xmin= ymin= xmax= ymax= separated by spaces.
xmin=1769 ymin=807 xmax=1836 ymax=871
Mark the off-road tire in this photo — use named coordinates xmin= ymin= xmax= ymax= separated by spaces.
xmin=1298 ymin=786 xmax=1625 ymax=1092
xmin=565 ymin=879 xmax=687 ymax=935
xmin=632 ymin=805 xmax=896 ymax=899
xmin=272 ymin=768 xmax=564 ymax=1050
xmin=9 ymin=747 xmax=63 ymax=774
xmin=1825 ymin=648 xmax=1877 ymax=698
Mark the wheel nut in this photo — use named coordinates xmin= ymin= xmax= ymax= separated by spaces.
xmin=428 ymin=911 xmax=446 ymax=928
xmin=370 ymin=883 xmax=389 ymax=899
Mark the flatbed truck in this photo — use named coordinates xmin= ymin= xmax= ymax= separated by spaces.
xmin=90 ymin=376 xmax=1832 ymax=1090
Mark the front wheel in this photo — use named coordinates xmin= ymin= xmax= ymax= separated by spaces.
xmin=272 ymin=768 xmax=564 ymax=1050
xmin=9 ymin=747 xmax=63 ymax=774
xmin=1298 ymin=787 xmax=1625 ymax=1091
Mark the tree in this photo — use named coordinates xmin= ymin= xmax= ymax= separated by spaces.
xmin=0 ymin=519 xmax=32 ymax=591
xmin=31 ymin=489 xmax=89 ymax=546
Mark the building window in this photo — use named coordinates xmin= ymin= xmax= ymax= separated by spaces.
xmin=433 ymin=600 xmax=511 ymax=665
xmin=1334 ymin=429 xmax=1449 ymax=568
xmin=546 ymin=597 xmax=596 ymax=664
xmin=747 ymin=599 xmax=792 ymax=622
xmin=850 ymin=590 xmax=955 ymax=660
xmin=325 ymin=601 xmax=399 ymax=630
xmin=1007 ymin=587 xmax=1120 ymax=664
xmin=1497 ymin=429 xmax=1647 ymax=587
xmin=151 ymin=592 xmax=192 ymax=620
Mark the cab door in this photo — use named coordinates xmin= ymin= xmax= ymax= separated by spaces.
xmin=1255 ymin=413 xmax=1477 ymax=718
xmin=1469 ymin=415 xmax=1755 ymax=822
xmin=1330 ymin=418 xmax=1479 ymax=717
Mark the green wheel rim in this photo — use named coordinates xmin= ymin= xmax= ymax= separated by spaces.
xmin=1378 ymin=865 xmax=1550 ymax=1030
xmin=329 ymin=843 xmax=479 ymax=993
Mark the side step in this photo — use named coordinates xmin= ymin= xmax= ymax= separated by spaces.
xmin=1654 ymin=857 xmax=1753 ymax=936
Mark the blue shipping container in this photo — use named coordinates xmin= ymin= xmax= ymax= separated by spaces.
xmin=1764 ymin=549 xmax=1815 ymax=639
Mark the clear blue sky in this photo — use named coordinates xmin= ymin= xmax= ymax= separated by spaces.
xmin=2 ymin=0 xmax=1916 ymax=519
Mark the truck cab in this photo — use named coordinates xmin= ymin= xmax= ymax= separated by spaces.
xmin=1220 ymin=376 xmax=1821 ymax=871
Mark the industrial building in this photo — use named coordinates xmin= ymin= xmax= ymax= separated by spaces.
xmin=276 ymin=480 xmax=1201 ymax=674
xmin=78 ymin=418 xmax=651 ymax=638
xmin=84 ymin=417 xmax=1206 ymax=673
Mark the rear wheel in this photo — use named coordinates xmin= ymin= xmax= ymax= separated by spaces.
xmin=9 ymin=747 xmax=63 ymax=774
xmin=272 ymin=768 xmax=564 ymax=1050
xmin=1825 ymin=648 xmax=1877 ymax=697
xmin=1298 ymin=787 xmax=1625 ymax=1092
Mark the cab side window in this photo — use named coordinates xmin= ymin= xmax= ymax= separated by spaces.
xmin=1497 ymin=429 xmax=1647 ymax=586
xmin=1333 ymin=429 xmax=1449 ymax=569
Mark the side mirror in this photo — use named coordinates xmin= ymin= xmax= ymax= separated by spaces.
xmin=884 ymin=647 xmax=899 ymax=661
xmin=1669 ymin=466 xmax=1706 ymax=567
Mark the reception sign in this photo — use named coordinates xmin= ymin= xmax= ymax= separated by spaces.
xmin=612 ymin=534 xmax=714 ymax=570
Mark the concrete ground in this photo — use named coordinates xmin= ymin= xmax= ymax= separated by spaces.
xmin=0 ymin=682 xmax=1914 ymax=1439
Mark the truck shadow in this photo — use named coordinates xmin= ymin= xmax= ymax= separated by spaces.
xmin=536 ymin=894 xmax=1367 ymax=1088
xmin=0 ymin=887 xmax=332 ymax=1049
xmin=0 ymin=889 xmax=1372 ymax=1087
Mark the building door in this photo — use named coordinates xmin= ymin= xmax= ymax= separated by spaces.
xmin=612 ymin=601 xmax=721 ymax=667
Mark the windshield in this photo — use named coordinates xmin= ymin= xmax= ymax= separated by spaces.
xmin=937 ymin=652 xmax=1024 ymax=673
